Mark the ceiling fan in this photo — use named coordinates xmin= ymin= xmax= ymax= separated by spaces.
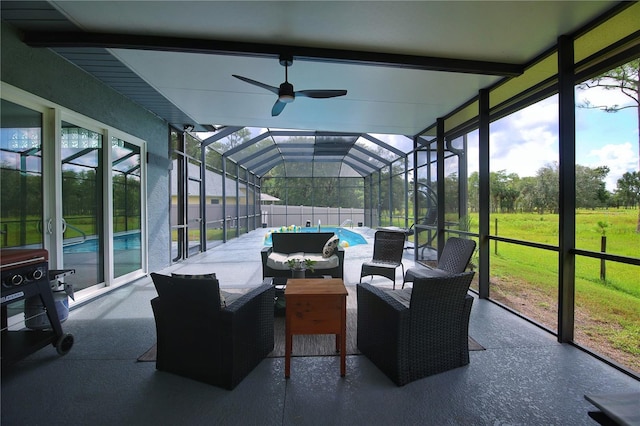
xmin=232 ymin=55 xmax=347 ymax=117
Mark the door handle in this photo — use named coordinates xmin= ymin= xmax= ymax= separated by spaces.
xmin=47 ymin=218 xmax=54 ymax=234
xmin=61 ymin=218 xmax=67 ymax=233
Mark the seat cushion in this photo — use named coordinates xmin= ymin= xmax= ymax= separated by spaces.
xmin=304 ymin=253 xmax=340 ymax=269
xmin=404 ymin=266 xmax=450 ymax=282
xmin=383 ymin=288 xmax=412 ymax=307
xmin=219 ymin=290 xmax=244 ymax=308
xmin=266 ymin=252 xmax=304 ymax=270
xmin=266 ymin=251 xmax=339 ymax=270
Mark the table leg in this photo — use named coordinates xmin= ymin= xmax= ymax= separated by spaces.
xmin=340 ymin=295 xmax=346 ymax=377
xmin=285 ymin=330 xmax=292 ymax=378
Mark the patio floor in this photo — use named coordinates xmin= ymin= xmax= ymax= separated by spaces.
xmin=1 ymin=227 xmax=638 ymax=425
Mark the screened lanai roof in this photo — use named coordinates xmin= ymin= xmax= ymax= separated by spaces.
xmin=3 ymin=1 xmax=637 ymax=179
xmin=201 ymin=127 xmax=412 ymax=178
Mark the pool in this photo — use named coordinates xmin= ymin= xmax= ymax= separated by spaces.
xmin=63 ymin=232 xmax=141 ymax=253
xmin=263 ymin=227 xmax=367 ymax=247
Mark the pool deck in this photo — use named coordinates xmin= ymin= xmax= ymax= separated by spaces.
xmin=166 ymin=226 xmax=419 ymax=289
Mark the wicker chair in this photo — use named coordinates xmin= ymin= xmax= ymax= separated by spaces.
xmin=402 ymin=237 xmax=476 ymax=288
xmin=359 ymin=230 xmax=406 ymax=289
xmin=149 ymin=273 xmax=274 ymax=390
xmin=357 ymin=271 xmax=475 ymax=386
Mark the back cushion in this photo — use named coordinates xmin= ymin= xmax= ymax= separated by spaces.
xmin=171 ymin=272 xmax=225 ymax=307
xmin=271 ymin=232 xmax=337 ymax=254
xmin=152 ymin=273 xmax=221 ymax=311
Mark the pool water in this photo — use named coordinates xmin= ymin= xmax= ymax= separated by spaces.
xmin=64 ymin=232 xmax=141 ymax=253
xmin=263 ymin=227 xmax=367 ymax=247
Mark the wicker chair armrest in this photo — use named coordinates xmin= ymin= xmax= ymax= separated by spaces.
xmin=260 ymin=246 xmax=273 ymax=261
xmin=357 ymin=282 xmax=410 ymax=385
xmin=220 ymin=283 xmax=274 ymax=347
xmin=219 ymin=283 xmax=275 ymax=388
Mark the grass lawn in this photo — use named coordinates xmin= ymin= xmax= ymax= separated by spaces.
xmin=484 ymin=208 xmax=639 ymax=373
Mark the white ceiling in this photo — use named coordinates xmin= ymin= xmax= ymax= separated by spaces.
xmin=50 ymin=0 xmax=617 ymax=136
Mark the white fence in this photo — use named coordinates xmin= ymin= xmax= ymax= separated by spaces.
xmin=261 ymin=204 xmax=365 ymax=228
xmin=171 ymin=203 xmax=369 ymax=229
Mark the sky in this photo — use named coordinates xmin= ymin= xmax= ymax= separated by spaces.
xmin=466 ymin=86 xmax=638 ymax=191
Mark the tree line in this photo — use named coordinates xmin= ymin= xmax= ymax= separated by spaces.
xmin=466 ymin=162 xmax=639 ymax=214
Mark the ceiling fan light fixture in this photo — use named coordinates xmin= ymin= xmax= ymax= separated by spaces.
xmin=279 ymin=94 xmax=295 ymax=103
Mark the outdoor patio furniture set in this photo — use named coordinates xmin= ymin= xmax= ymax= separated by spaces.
xmin=149 ymin=232 xmax=476 ymax=389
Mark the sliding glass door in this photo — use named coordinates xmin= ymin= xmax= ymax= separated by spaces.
xmin=2 ymin=86 xmax=147 ymax=300
xmin=60 ymin=122 xmax=104 ymax=291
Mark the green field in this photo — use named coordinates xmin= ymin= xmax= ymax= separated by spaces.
xmin=481 ymin=209 xmax=639 ymax=372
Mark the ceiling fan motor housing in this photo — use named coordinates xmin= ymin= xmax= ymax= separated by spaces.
xmin=279 ymin=81 xmax=295 ymax=103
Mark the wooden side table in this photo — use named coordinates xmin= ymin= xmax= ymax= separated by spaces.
xmin=284 ymin=278 xmax=348 ymax=378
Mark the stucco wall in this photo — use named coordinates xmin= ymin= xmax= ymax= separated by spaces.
xmin=1 ymin=22 xmax=171 ymax=272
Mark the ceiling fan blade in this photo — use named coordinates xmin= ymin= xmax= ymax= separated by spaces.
xmin=271 ymin=100 xmax=287 ymax=116
xmin=296 ymin=89 xmax=347 ymax=99
xmin=232 ymin=75 xmax=279 ymax=95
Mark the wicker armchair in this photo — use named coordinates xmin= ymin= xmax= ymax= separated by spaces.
xmin=150 ymin=273 xmax=274 ymax=390
xmin=402 ymin=237 xmax=476 ymax=288
xmin=357 ymin=271 xmax=475 ymax=386
xmin=359 ymin=230 xmax=406 ymax=289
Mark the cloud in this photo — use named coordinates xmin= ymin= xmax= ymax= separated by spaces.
xmin=585 ymin=142 xmax=637 ymax=190
xmin=486 ymin=96 xmax=559 ymax=176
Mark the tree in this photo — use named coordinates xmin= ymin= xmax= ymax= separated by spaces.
xmin=489 ymin=170 xmax=520 ymax=213
xmin=467 ymin=171 xmax=479 ymax=212
xmin=615 ymin=171 xmax=640 ymax=209
xmin=578 ymin=58 xmax=639 ymax=231
xmin=533 ymin=162 xmax=560 ymax=214
xmin=575 ymin=165 xmax=610 ymax=209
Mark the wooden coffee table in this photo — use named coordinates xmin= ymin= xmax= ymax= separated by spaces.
xmin=284 ymin=278 xmax=348 ymax=378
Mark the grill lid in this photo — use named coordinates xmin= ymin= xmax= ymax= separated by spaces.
xmin=0 ymin=249 xmax=49 ymax=270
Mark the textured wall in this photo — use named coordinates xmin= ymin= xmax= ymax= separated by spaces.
xmin=1 ymin=22 xmax=171 ymax=273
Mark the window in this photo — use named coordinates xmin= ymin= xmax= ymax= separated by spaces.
xmin=574 ymin=57 xmax=640 ymax=374
xmin=488 ymin=95 xmax=560 ymax=334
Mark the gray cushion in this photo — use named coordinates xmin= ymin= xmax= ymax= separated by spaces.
xmin=404 ymin=266 xmax=450 ymax=282
xmin=383 ymin=288 xmax=412 ymax=307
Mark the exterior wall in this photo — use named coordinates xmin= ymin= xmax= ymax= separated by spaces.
xmin=1 ymin=22 xmax=171 ymax=272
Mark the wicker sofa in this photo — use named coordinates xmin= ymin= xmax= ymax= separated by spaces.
xmin=261 ymin=231 xmax=344 ymax=279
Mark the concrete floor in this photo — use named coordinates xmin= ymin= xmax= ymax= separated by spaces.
xmin=2 ymin=227 xmax=639 ymax=425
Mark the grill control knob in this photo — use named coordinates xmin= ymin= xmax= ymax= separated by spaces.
xmin=29 ymin=268 xmax=44 ymax=281
xmin=10 ymin=274 xmax=24 ymax=286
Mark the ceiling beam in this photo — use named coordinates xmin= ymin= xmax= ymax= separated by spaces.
xmin=202 ymin=126 xmax=245 ymax=147
xmin=22 ymin=31 xmax=524 ymax=77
